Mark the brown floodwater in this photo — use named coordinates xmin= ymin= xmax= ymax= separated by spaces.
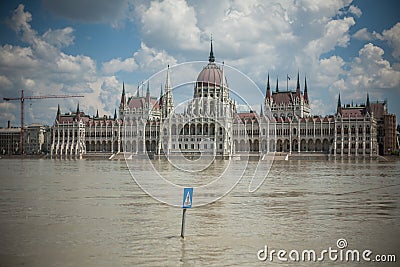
xmin=0 ymin=158 xmax=399 ymax=266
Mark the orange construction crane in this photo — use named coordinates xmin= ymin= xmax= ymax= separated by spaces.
xmin=3 ymin=89 xmax=84 ymax=155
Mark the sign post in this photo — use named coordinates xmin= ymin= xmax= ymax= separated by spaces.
xmin=181 ymin=187 xmax=193 ymax=238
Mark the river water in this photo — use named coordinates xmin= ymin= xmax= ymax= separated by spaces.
xmin=0 ymin=158 xmax=399 ymax=266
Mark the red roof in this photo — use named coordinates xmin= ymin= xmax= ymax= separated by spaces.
xmin=341 ymin=107 xmax=365 ymax=118
xmin=127 ymin=96 xmax=160 ymax=110
xmin=237 ymin=112 xmax=257 ymax=119
xmin=272 ymin=92 xmax=293 ymax=105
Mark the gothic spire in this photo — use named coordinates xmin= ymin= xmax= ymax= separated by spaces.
xmin=165 ymin=65 xmax=171 ymax=89
xmin=366 ymin=93 xmax=371 ymax=114
xmin=76 ymin=103 xmax=80 ymax=120
xmin=221 ymin=61 xmax=225 ymax=98
xmin=337 ymin=93 xmax=342 ymax=115
xmin=304 ymin=76 xmax=309 ymax=102
xmin=120 ymin=82 xmax=126 ymax=109
xmin=56 ymin=104 xmax=61 ymax=121
xmin=96 ymin=109 xmax=99 ymax=118
xmin=266 ymin=73 xmax=271 ymax=99
xmin=296 ymin=71 xmax=300 ymax=96
xmin=209 ymin=36 xmax=215 ymax=63
xmin=159 ymin=83 xmax=163 ymax=106
xmin=146 ymin=80 xmax=150 ymax=103
xmin=114 ymin=109 xmax=117 ymax=120
xmin=276 ymin=77 xmax=279 ymax=93
xmin=162 ymin=65 xmax=174 ymax=118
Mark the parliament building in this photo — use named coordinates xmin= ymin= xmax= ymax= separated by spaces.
xmin=50 ymin=42 xmax=397 ymax=159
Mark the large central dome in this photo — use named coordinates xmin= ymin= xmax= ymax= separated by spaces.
xmin=195 ymin=40 xmax=228 ymax=90
xmin=196 ymin=62 xmax=227 ymax=88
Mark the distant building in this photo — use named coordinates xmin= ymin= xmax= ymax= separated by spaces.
xmin=0 ymin=121 xmax=20 ymax=155
xmin=0 ymin=121 xmax=51 ymax=155
xmin=24 ymin=124 xmax=49 ymax=155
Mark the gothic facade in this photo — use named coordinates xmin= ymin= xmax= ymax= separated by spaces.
xmin=50 ymin=42 xmax=396 ymax=158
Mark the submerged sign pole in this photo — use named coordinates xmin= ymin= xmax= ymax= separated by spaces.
xmin=181 ymin=187 xmax=193 ymax=238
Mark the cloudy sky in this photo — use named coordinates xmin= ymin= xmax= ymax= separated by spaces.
xmin=0 ymin=0 xmax=399 ymax=127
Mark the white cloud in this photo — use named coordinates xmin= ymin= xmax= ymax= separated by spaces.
xmin=102 ymin=57 xmax=138 ymax=74
xmin=305 ymin=17 xmax=355 ymax=59
xmin=0 ymin=45 xmax=37 ymax=71
xmin=311 ymin=99 xmax=333 ymax=116
xmin=43 ymin=27 xmax=75 ymax=48
xmin=98 ymin=76 xmax=122 ymax=115
xmin=138 ymin=0 xmax=202 ymax=51
xmin=349 ymin=43 xmax=400 ymax=89
xmin=380 ymin=22 xmax=400 ymax=59
xmin=133 ymin=42 xmax=177 ymax=72
xmin=353 ymin=28 xmax=373 ymax=41
xmin=313 ymin=56 xmax=345 ymax=89
xmin=348 ymin=5 xmax=362 ymax=18
xmin=7 ymin=4 xmax=35 ymax=43
xmin=0 ymin=4 xmax=101 ymax=126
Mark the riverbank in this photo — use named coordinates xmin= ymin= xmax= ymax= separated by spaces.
xmin=1 ymin=152 xmax=398 ymax=161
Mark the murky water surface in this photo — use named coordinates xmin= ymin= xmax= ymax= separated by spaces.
xmin=0 ymin=158 xmax=399 ymax=266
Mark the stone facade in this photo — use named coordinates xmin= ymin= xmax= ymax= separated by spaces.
xmin=50 ymin=42 xmax=396 ymax=158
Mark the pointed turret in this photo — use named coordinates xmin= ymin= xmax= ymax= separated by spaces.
xmin=266 ymin=73 xmax=271 ymax=99
xmin=209 ymin=37 xmax=215 ymax=63
xmin=304 ymin=76 xmax=309 ymax=103
xmin=114 ymin=109 xmax=117 ymax=120
xmin=276 ymin=77 xmax=279 ymax=93
xmin=146 ymin=81 xmax=150 ymax=104
xmin=159 ymin=83 xmax=163 ymax=106
xmin=120 ymin=82 xmax=126 ymax=109
xmin=136 ymin=83 xmax=140 ymax=97
xmin=96 ymin=109 xmax=99 ymax=118
xmin=366 ymin=93 xmax=371 ymax=114
xmin=76 ymin=103 xmax=80 ymax=121
xmin=296 ymin=71 xmax=301 ymax=97
xmin=56 ymin=104 xmax=61 ymax=121
xmin=162 ymin=65 xmax=174 ymax=118
xmin=337 ymin=93 xmax=342 ymax=114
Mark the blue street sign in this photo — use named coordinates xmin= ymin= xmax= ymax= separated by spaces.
xmin=182 ymin=188 xmax=193 ymax=208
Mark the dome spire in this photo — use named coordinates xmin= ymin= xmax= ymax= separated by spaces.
xmin=209 ymin=35 xmax=215 ymax=63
